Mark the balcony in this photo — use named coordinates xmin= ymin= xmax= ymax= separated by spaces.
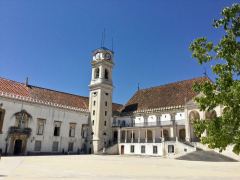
xmin=8 ymin=126 xmax=32 ymax=136
xmin=120 ymin=138 xmax=165 ymax=143
xmin=113 ymin=119 xmax=186 ymax=128
xmin=129 ymin=121 xmax=173 ymax=127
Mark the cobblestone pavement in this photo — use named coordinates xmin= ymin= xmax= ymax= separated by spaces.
xmin=0 ymin=155 xmax=240 ymax=180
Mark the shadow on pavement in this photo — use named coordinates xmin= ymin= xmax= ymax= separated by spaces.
xmin=176 ymin=150 xmax=238 ymax=162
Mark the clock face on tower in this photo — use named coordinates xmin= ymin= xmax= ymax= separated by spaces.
xmin=95 ymin=53 xmax=101 ymax=60
xmin=105 ymin=53 xmax=111 ymax=60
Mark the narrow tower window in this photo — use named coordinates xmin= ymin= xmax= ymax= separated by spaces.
xmin=95 ymin=68 xmax=100 ymax=79
xmin=104 ymin=69 xmax=109 ymax=80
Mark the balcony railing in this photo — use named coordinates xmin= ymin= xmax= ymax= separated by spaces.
xmin=113 ymin=121 xmax=176 ymax=128
xmin=119 ymin=137 xmax=177 ymax=143
xmin=8 ymin=126 xmax=32 ymax=136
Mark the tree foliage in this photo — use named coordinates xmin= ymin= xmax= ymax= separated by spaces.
xmin=189 ymin=3 xmax=240 ymax=154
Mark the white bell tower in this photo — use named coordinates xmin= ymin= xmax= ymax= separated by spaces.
xmin=89 ymin=47 xmax=114 ymax=154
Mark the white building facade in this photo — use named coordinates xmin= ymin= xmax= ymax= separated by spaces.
xmin=1 ymin=46 xmax=235 ymax=159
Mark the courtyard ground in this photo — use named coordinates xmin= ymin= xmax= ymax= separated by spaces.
xmin=0 ymin=155 xmax=240 ymax=180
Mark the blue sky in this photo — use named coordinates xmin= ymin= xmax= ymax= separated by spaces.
xmin=0 ymin=0 xmax=238 ymax=104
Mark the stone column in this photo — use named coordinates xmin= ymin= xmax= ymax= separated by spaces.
xmin=125 ymin=130 xmax=127 ymax=143
xmin=170 ymin=113 xmax=176 ymax=139
xmin=202 ymin=111 xmax=207 ymax=137
xmin=118 ymin=128 xmax=121 ymax=143
xmin=161 ymin=128 xmax=165 ymax=142
xmin=153 ymin=129 xmax=156 ymax=143
xmin=185 ymin=108 xmax=191 ymax=142
xmin=131 ymin=130 xmax=134 ymax=143
xmin=138 ymin=129 xmax=140 ymax=143
xmin=145 ymin=129 xmax=148 ymax=143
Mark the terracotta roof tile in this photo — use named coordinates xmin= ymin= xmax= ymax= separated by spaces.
xmin=0 ymin=77 xmax=121 ymax=111
xmin=121 ymin=77 xmax=210 ymax=113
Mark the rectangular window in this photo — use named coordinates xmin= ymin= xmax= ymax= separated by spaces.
xmin=69 ymin=123 xmax=76 ymax=137
xmin=93 ymin=110 xmax=95 ymax=115
xmin=141 ymin=145 xmax=145 ymax=154
xmin=53 ymin=121 xmax=61 ymax=136
xmin=105 ymin=111 xmax=107 ymax=116
xmin=93 ymin=101 xmax=96 ymax=106
xmin=52 ymin=141 xmax=59 ymax=152
xmin=92 ymin=120 xmax=94 ymax=126
xmin=130 ymin=145 xmax=135 ymax=153
xmin=105 ymin=101 xmax=107 ymax=106
xmin=68 ymin=142 xmax=74 ymax=152
xmin=34 ymin=140 xmax=41 ymax=151
xmin=168 ymin=145 xmax=174 ymax=153
xmin=104 ymin=121 xmax=107 ymax=126
xmin=36 ymin=118 xmax=45 ymax=135
xmin=153 ymin=146 xmax=158 ymax=154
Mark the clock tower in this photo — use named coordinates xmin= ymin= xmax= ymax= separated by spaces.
xmin=89 ymin=47 xmax=114 ymax=154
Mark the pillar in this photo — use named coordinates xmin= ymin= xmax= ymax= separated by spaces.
xmin=185 ymin=108 xmax=191 ymax=142
xmin=138 ymin=129 xmax=140 ymax=143
xmin=145 ymin=129 xmax=148 ymax=143
xmin=125 ymin=130 xmax=127 ymax=143
xmin=118 ymin=128 xmax=121 ymax=143
xmin=153 ymin=129 xmax=156 ymax=143
xmin=161 ymin=128 xmax=165 ymax=142
xmin=131 ymin=130 xmax=134 ymax=143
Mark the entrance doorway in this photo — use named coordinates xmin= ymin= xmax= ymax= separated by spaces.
xmin=14 ymin=139 xmax=22 ymax=155
xmin=120 ymin=145 xmax=124 ymax=154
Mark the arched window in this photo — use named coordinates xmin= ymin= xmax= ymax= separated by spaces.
xmin=147 ymin=130 xmax=153 ymax=140
xmin=189 ymin=110 xmax=200 ymax=123
xmin=179 ymin=129 xmax=186 ymax=141
xmin=205 ymin=110 xmax=217 ymax=120
xmin=95 ymin=68 xmax=100 ymax=79
xmin=104 ymin=69 xmax=109 ymax=80
xmin=163 ymin=129 xmax=169 ymax=138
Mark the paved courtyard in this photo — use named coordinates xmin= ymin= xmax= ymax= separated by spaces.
xmin=0 ymin=155 xmax=240 ymax=180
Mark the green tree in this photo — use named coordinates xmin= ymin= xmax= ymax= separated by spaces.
xmin=189 ymin=3 xmax=240 ymax=154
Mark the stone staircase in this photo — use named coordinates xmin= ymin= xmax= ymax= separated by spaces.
xmin=97 ymin=143 xmax=119 ymax=155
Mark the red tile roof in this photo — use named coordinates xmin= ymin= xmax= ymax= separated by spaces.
xmin=0 ymin=77 xmax=122 ymax=111
xmin=121 ymin=77 xmax=210 ymax=114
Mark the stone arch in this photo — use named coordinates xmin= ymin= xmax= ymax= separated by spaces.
xmin=205 ymin=110 xmax=217 ymax=120
xmin=179 ymin=129 xmax=186 ymax=141
xmin=147 ymin=130 xmax=153 ymax=140
xmin=188 ymin=110 xmax=200 ymax=141
xmin=163 ymin=129 xmax=169 ymax=138
xmin=189 ymin=110 xmax=200 ymax=123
